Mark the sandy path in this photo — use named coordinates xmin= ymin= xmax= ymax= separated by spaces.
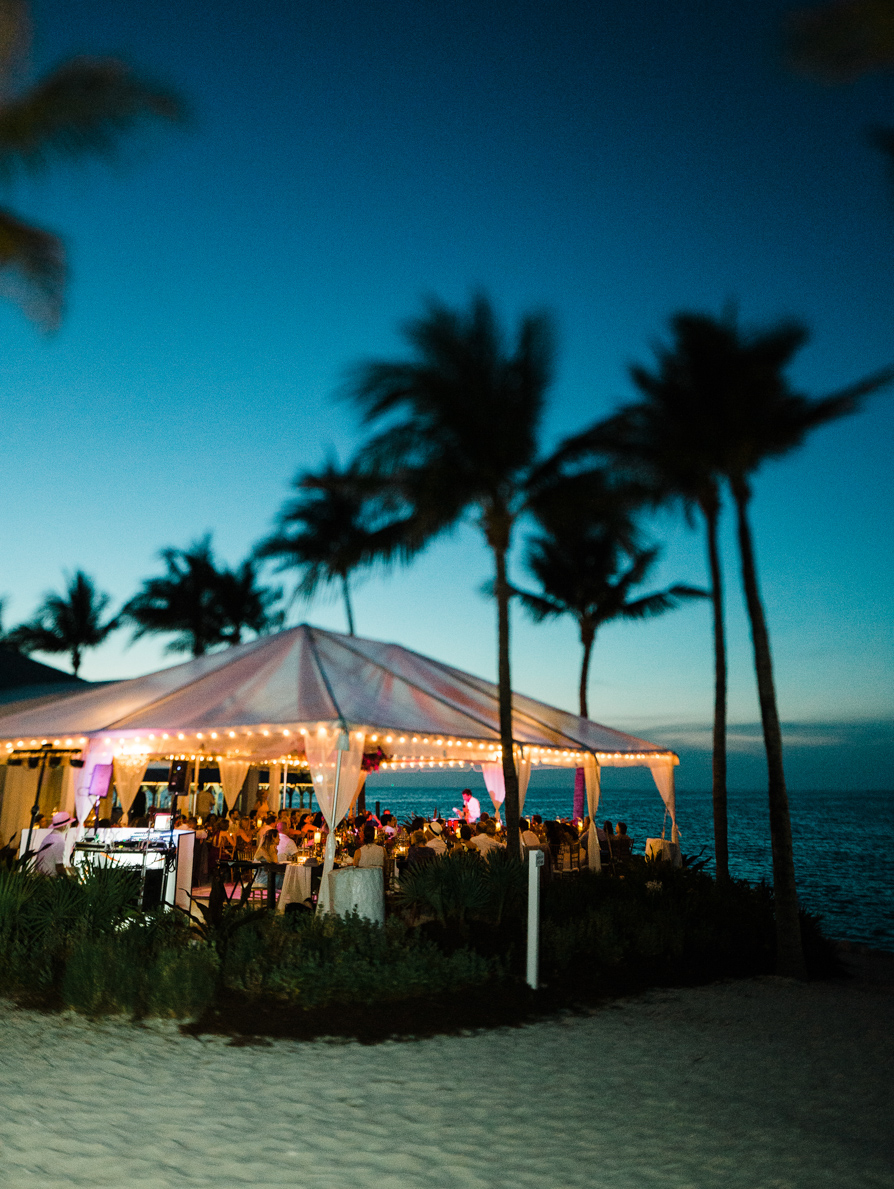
xmin=0 ymin=974 xmax=891 ymax=1189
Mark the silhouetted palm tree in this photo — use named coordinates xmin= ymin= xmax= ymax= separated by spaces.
xmin=257 ymin=460 xmax=410 ymax=636
xmin=346 ymin=293 xmax=557 ymax=857
xmin=215 ymin=560 xmax=284 ymax=645
xmin=518 ymin=478 xmax=706 ymax=717
xmin=581 ymin=309 xmax=891 ymax=977
xmin=557 ymin=318 xmax=733 ymax=880
xmin=699 ymin=312 xmax=891 ymax=976
xmin=124 ymin=537 xmax=280 ymax=658
xmin=0 ymin=0 xmax=183 ymax=328
xmin=7 ymin=570 xmax=117 ymax=674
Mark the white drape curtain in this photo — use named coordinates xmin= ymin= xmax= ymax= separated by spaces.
xmin=218 ymin=759 xmax=251 ymax=810
xmin=304 ymin=726 xmax=365 ymax=912
xmin=648 ymin=758 xmax=678 ymax=842
xmin=113 ymin=755 xmax=149 ymax=817
xmin=480 ymin=762 xmax=505 ymax=818
xmin=583 ymin=753 xmax=601 ymax=872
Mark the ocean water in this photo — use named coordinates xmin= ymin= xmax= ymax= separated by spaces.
xmin=356 ymin=784 xmax=894 ymax=952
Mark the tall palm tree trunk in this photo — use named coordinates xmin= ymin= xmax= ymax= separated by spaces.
xmin=493 ymin=544 xmax=521 ymax=858
xmin=732 ymin=481 xmax=806 ymax=978
xmin=702 ymin=496 xmax=729 ymax=882
xmin=341 ymin=574 xmax=356 ymax=636
xmin=578 ymin=624 xmax=595 ymax=719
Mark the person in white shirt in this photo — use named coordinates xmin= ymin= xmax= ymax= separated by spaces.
xmin=33 ymin=811 xmax=75 ymax=876
xmin=460 ymin=789 xmax=481 ymax=824
xmin=470 ymin=821 xmax=502 ymax=855
xmin=424 ymin=821 xmax=447 ymax=854
xmin=519 ymin=818 xmax=541 ymax=849
xmin=353 ymin=823 xmax=386 ymax=869
xmin=275 ymin=821 xmax=299 ymax=862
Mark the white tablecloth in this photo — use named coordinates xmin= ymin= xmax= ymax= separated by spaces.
xmin=645 ymin=837 xmax=681 ymax=866
xmin=328 ymin=866 xmax=384 ymax=924
xmin=277 ymin=862 xmax=313 ymax=912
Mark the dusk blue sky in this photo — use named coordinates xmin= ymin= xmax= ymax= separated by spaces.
xmin=1 ymin=0 xmax=891 ymax=789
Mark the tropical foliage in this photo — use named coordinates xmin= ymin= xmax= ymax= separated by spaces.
xmin=345 ymin=292 xmax=559 ymax=856
xmin=122 ymin=536 xmax=281 ymax=657
xmin=256 ymin=459 xmax=410 ymax=636
xmin=6 ymin=570 xmax=117 ymax=675
xmin=0 ymin=0 xmax=183 ymax=328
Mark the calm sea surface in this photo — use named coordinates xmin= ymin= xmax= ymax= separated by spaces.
xmin=352 ymin=784 xmax=894 ymax=952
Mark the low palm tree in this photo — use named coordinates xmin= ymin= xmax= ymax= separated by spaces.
xmin=0 ymin=0 xmax=184 ymax=328
xmin=517 ymin=481 xmax=706 ymax=717
xmin=7 ymin=570 xmax=117 ymax=675
xmin=257 ymin=459 xmax=412 ymax=636
xmin=346 ymin=292 xmax=557 ymax=857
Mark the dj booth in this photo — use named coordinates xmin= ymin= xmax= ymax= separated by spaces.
xmin=22 ymin=826 xmax=195 ymax=910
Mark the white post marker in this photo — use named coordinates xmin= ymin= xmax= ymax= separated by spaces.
xmin=526 ymin=848 xmax=545 ymax=989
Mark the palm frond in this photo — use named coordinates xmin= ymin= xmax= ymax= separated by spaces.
xmin=0 ymin=205 xmax=63 ymax=328
xmin=0 ymin=57 xmax=184 ymax=179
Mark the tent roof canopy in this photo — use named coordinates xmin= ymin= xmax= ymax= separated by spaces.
xmin=0 ymin=625 xmax=676 ymax=766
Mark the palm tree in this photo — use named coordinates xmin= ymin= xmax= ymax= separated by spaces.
xmin=257 ymin=459 xmax=412 ymax=636
xmin=346 ymin=292 xmax=557 ymax=857
xmin=0 ymin=0 xmax=183 ymax=328
xmin=7 ymin=570 xmax=117 ymax=675
xmin=518 ymin=479 xmax=706 ymax=718
xmin=215 ymin=559 xmax=284 ymax=645
xmin=579 ymin=309 xmax=891 ymax=976
xmin=557 ymin=319 xmax=733 ymax=880
xmin=696 ymin=312 xmax=891 ymax=977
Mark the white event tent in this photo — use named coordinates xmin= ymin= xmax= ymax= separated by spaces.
xmin=0 ymin=624 xmax=679 ymax=885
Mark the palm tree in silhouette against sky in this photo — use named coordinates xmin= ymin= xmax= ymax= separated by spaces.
xmin=124 ymin=537 xmax=281 ymax=658
xmin=8 ymin=569 xmax=117 ymax=675
xmin=346 ymin=292 xmax=557 ymax=858
xmin=0 ymin=0 xmax=183 ymax=328
xmin=517 ymin=473 xmax=707 ymax=719
xmin=558 ymin=316 xmax=733 ymax=879
xmin=574 ymin=308 xmax=891 ymax=977
xmin=257 ymin=460 xmax=411 ymax=636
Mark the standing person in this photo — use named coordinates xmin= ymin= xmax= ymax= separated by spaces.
xmin=33 ymin=811 xmax=76 ymax=876
xmin=460 ymin=789 xmax=481 ymax=823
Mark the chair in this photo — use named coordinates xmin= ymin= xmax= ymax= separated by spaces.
xmin=555 ymin=842 xmax=583 ymax=874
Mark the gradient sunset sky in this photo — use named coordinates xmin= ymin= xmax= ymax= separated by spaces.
xmin=1 ymin=0 xmax=891 ymax=789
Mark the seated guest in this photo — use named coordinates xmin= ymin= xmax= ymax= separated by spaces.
xmin=470 ymin=821 xmax=501 ymax=855
xmin=519 ymin=818 xmax=541 ymax=849
xmin=424 ymin=821 xmax=448 ymax=854
xmin=353 ymin=823 xmax=386 ymax=868
xmin=456 ymin=823 xmax=476 ymax=851
xmin=380 ymin=812 xmax=398 ymax=838
xmin=252 ymin=828 xmax=280 ymax=888
xmin=275 ymin=820 xmax=299 ymax=861
xmin=613 ymin=822 xmax=633 ymax=861
xmin=407 ymin=830 xmax=435 ymax=866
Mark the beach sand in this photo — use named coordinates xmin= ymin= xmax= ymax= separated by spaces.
xmin=0 ymin=964 xmax=891 ymax=1188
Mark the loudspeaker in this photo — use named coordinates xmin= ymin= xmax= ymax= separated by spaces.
xmin=168 ymin=759 xmax=190 ymax=793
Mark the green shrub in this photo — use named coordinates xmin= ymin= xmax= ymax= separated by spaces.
xmin=222 ymin=911 xmax=495 ymax=1009
xmin=398 ymin=849 xmax=526 ymax=928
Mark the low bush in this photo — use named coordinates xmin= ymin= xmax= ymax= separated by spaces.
xmin=222 ymin=910 xmax=495 ymax=1008
xmin=539 ymin=865 xmax=777 ymax=991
